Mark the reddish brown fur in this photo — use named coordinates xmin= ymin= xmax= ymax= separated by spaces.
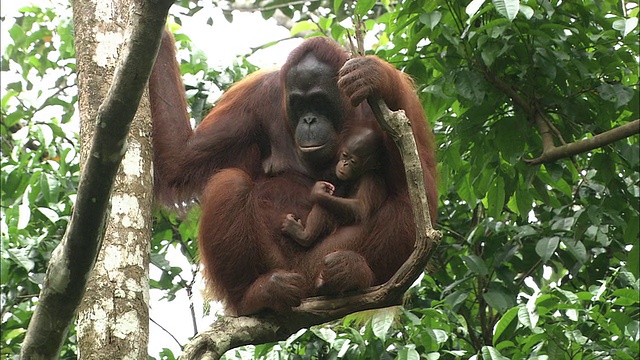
xmin=150 ymin=31 xmax=437 ymax=315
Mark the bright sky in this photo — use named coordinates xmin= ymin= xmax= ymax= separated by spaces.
xmin=177 ymin=3 xmax=301 ymax=68
xmin=2 ymin=1 xmax=301 ymax=357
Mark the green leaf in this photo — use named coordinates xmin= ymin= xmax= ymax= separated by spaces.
xmin=487 ymin=175 xmax=506 ymax=218
xmin=419 ymin=11 xmax=442 ymax=30
xmin=457 ymin=175 xmax=477 ymax=208
xmin=284 ymin=328 xmax=307 ymax=347
xmin=444 ymin=290 xmax=469 ymax=310
xmin=1 ymin=89 xmax=18 ymax=109
xmin=627 ymin=320 xmax=640 ymax=342
xmin=597 ymin=83 xmax=635 ymax=108
xmin=563 ymin=239 xmax=588 ymax=264
xmin=463 ymin=255 xmax=489 ymax=276
xmin=38 ymin=207 xmax=60 ymax=223
xmin=401 ymin=307 xmax=421 ymax=325
xmin=336 ymin=338 xmax=351 ymax=357
xmin=8 ymin=24 xmax=26 ymax=44
xmin=397 ymin=347 xmax=420 ymax=360
xmin=565 ymin=330 xmax=588 ymax=345
xmin=612 ymin=288 xmax=640 ymax=304
xmin=222 ymin=9 xmax=233 ymax=22
xmin=354 ymin=0 xmax=376 ymax=16
xmin=519 ymin=4 xmax=534 ymax=19
xmin=431 ymin=328 xmax=449 ymax=344
xmin=317 ymin=16 xmax=333 ymax=32
xmin=6 ymin=248 xmax=35 ymax=271
xmin=535 ymin=236 xmax=559 ymax=263
xmin=150 ymin=252 xmax=170 ymax=270
xmin=333 ymin=0 xmax=343 ymax=14
xmin=466 ymin=0 xmax=487 ymax=18
xmin=483 ymin=289 xmax=514 ymax=313
xmin=481 ymin=345 xmax=509 ymax=360
xmin=613 ymin=17 xmax=639 ymax=37
xmin=514 ymin=189 xmax=533 ymax=219
xmin=544 ymin=163 xmax=563 ymax=182
xmin=425 ymin=353 xmax=440 ymax=360
xmin=591 ymin=284 xmax=608 ymax=303
xmin=480 ymin=42 xmax=504 ymax=67
xmin=3 ymin=110 xmax=24 ymax=129
xmin=492 ymin=0 xmax=519 ymax=21
xmin=40 ymin=172 xmax=51 ymax=203
xmin=614 ymin=352 xmax=638 ymax=360
xmin=493 ymin=306 xmax=518 ymax=345
xmin=290 ymin=21 xmax=317 ymax=36
xmin=2 ymin=328 xmax=26 ymax=341
xmin=517 ymin=304 xmax=538 ymax=329
xmin=310 ymin=327 xmax=336 ymax=343
xmin=371 ymin=308 xmax=395 ymax=342
xmin=455 ymin=69 xmax=487 ymax=104
xmin=494 ymin=117 xmax=525 ymax=163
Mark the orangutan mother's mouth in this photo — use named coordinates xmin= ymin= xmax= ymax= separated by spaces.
xmin=299 ymin=144 xmax=326 ymax=153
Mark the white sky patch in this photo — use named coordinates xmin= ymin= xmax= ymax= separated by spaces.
xmin=174 ymin=4 xmax=300 ymax=68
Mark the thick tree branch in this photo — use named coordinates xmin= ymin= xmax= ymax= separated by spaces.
xmin=20 ymin=1 xmax=173 ymax=359
xmin=525 ymin=119 xmax=640 ymax=165
xmin=481 ymin=65 xmax=639 ymax=166
xmin=483 ymin=66 xmax=558 ymax=151
xmin=533 ymin=110 xmax=557 ymax=152
xmin=182 ymin=99 xmax=441 ymax=360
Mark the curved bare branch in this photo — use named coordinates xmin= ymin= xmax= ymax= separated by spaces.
xmin=526 ymin=119 xmax=640 ymax=165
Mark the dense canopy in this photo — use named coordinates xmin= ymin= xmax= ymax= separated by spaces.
xmin=2 ymin=0 xmax=638 ymax=358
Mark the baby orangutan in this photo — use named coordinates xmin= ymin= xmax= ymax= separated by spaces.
xmin=282 ymin=126 xmax=388 ymax=247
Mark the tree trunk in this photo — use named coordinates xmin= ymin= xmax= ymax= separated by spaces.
xmin=74 ymin=0 xmax=153 ymax=358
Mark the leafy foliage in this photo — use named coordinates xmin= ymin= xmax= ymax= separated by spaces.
xmin=1 ymin=2 xmax=78 ymax=357
xmin=1 ymin=0 xmax=638 ymax=359
xmin=387 ymin=2 xmax=640 ymax=356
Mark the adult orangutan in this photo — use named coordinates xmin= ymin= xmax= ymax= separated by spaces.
xmin=149 ymin=30 xmax=437 ymax=316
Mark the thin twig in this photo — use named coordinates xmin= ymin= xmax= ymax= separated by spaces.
xmin=150 ymin=317 xmax=184 ymax=349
